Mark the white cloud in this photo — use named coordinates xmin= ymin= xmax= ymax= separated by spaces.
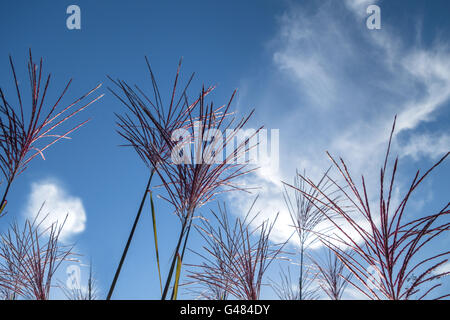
xmin=230 ymin=0 xmax=450 ymax=248
xmin=344 ymin=0 xmax=378 ymax=17
xmin=397 ymin=49 xmax=450 ymax=131
xmin=25 ymin=181 xmax=87 ymax=241
xmin=401 ymin=133 xmax=450 ymax=160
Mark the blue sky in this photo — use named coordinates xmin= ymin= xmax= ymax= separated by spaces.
xmin=0 ymin=0 xmax=449 ymax=299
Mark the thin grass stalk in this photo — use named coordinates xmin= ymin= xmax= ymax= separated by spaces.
xmin=169 ymin=216 xmax=193 ymax=299
xmin=149 ymin=190 xmax=163 ymax=294
xmin=172 ymin=253 xmax=182 ymax=300
xmin=88 ymin=262 xmax=95 ymax=300
xmin=161 ymin=207 xmax=192 ymax=300
xmin=106 ymin=169 xmax=154 ymax=300
xmin=0 ymin=180 xmax=12 ymax=212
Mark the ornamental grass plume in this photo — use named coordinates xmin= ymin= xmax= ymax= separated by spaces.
xmin=150 ymin=87 xmax=260 ymax=299
xmin=0 ymin=208 xmax=74 ymax=300
xmin=107 ymin=57 xmax=213 ymax=299
xmin=110 ymin=57 xmax=213 ymax=170
xmin=186 ymin=199 xmax=285 ymax=300
xmin=285 ymin=116 xmax=450 ymax=300
xmin=110 ymin=57 xmax=260 ymax=299
xmin=0 ymin=50 xmax=102 ymax=214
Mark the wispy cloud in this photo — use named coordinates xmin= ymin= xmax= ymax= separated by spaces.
xmin=229 ymin=0 xmax=450 ymax=246
xmin=401 ymin=132 xmax=450 ymax=160
xmin=344 ymin=0 xmax=379 ymax=17
xmin=25 ymin=180 xmax=87 ymax=242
